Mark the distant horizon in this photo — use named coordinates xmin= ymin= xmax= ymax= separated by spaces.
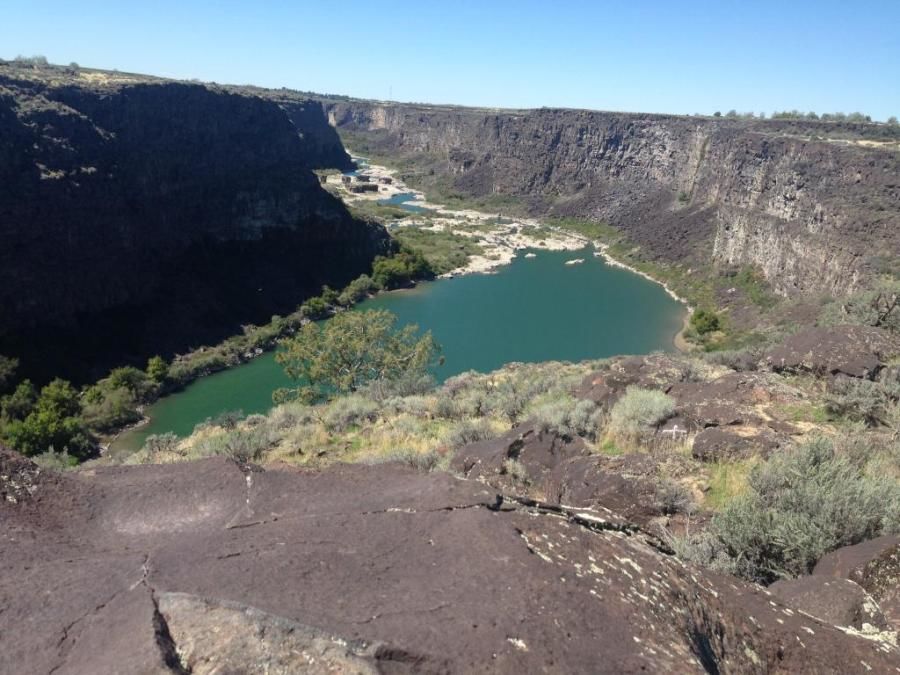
xmin=2 ymin=1 xmax=898 ymax=121
xmin=5 ymin=55 xmax=895 ymax=125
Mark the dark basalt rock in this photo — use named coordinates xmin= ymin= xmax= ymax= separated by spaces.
xmin=3 ymin=448 xmax=898 ymax=673
xmin=769 ymin=576 xmax=888 ymax=631
xmin=814 ymin=535 xmax=900 ymax=632
xmin=691 ymin=426 xmax=784 ymax=462
xmin=322 ymin=98 xmax=900 ymax=297
xmin=0 ymin=65 xmax=390 ymax=383
xmin=764 ymin=325 xmax=900 ymax=379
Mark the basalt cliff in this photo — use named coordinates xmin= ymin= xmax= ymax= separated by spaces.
xmin=0 ymin=65 xmax=388 ymax=382
xmin=324 ymin=99 xmax=900 ymax=297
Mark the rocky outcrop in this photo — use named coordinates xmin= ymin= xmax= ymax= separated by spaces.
xmin=0 ymin=65 xmax=389 ymax=382
xmin=764 ymin=325 xmax=900 ymax=378
xmin=3 ymin=449 xmax=898 ymax=673
xmin=324 ymin=98 xmax=900 ymax=296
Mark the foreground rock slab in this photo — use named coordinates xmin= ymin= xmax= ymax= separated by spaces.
xmin=2 ymin=450 xmax=898 ymax=673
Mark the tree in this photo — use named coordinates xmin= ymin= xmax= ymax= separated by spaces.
xmin=888 ymin=116 xmax=899 ymax=126
xmin=371 ymin=248 xmax=434 ymax=290
xmin=713 ymin=111 xmax=722 ymax=117
xmin=690 ymin=308 xmax=721 ymax=335
xmin=1 ymin=379 xmax=92 ymax=457
xmin=274 ymin=309 xmax=440 ymax=404
xmin=146 ymin=355 xmax=169 ymax=383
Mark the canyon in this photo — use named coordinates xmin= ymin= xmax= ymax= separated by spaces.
xmin=0 ymin=64 xmax=389 ymax=383
xmin=323 ymin=98 xmax=900 ymax=298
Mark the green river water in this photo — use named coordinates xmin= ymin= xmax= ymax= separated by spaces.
xmin=114 ymin=245 xmax=684 ymax=452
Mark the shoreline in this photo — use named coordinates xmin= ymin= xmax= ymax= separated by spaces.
xmin=340 ymin=153 xmax=695 ymax=351
xmin=120 ymin=157 xmax=695 ymax=449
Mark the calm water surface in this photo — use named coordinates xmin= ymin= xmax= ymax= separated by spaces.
xmin=115 ymin=247 xmax=684 ymax=451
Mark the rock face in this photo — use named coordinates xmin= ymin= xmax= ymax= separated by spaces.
xmin=764 ymin=325 xmax=900 ymax=378
xmin=324 ymin=99 xmax=900 ymax=296
xmin=3 ymin=447 xmax=899 ymax=673
xmin=0 ymin=65 xmax=390 ymax=382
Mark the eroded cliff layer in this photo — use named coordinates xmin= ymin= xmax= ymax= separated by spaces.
xmin=325 ymin=100 xmax=900 ymax=296
xmin=0 ymin=65 xmax=388 ymax=381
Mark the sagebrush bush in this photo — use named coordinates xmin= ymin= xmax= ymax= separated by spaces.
xmin=701 ymin=348 xmax=761 ymax=372
xmin=675 ymin=437 xmax=900 ymax=584
xmin=322 ymin=395 xmax=379 ymax=432
xmin=220 ymin=426 xmax=276 ymax=463
xmin=443 ymin=419 xmax=497 ymax=450
xmin=369 ymin=447 xmax=447 ymax=472
xmin=654 ymin=478 xmax=695 ymax=515
xmin=143 ymin=432 xmax=180 ymax=456
xmin=607 ymin=387 xmax=675 ymax=440
xmin=825 ymin=376 xmax=893 ymax=426
xmin=501 ymin=458 xmax=530 ymax=485
xmin=532 ymin=396 xmax=597 ymax=439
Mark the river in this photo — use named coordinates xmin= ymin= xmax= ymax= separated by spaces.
xmin=114 ymin=244 xmax=684 ymax=452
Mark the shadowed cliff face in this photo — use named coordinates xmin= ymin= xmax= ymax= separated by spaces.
xmin=0 ymin=68 xmax=390 ymax=382
xmin=325 ymin=101 xmax=900 ymax=296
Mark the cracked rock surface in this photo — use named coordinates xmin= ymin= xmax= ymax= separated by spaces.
xmin=2 ymin=447 xmax=899 ymax=673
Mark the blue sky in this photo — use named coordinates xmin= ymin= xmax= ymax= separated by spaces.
xmin=2 ymin=0 xmax=898 ymax=119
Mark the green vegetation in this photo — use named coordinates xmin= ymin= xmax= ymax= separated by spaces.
xmin=689 ymin=308 xmax=721 ymax=335
xmin=371 ymin=247 xmax=434 ymax=289
xmin=0 ymin=379 xmax=91 ymax=458
xmin=274 ymin=309 xmax=440 ymax=404
xmin=607 ymin=387 xmax=675 ymax=444
xmin=819 ymin=277 xmax=900 ymax=332
xmin=731 ymin=267 xmax=778 ymax=309
xmin=675 ymin=437 xmax=900 ymax=584
xmin=391 ymin=227 xmax=483 ymax=275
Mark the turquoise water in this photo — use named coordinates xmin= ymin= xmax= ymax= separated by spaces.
xmin=114 ymin=247 xmax=684 ymax=451
xmin=378 ymin=191 xmax=433 ymax=214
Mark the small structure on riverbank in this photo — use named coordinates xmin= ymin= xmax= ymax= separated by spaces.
xmin=379 ymin=177 xmax=393 ymax=185
xmin=341 ymin=175 xmax=352 ymax=185
xmin=350 ymin=183 xmax=379 ymax=194
xmin=356 ymin=174 xmax=371 ymax=183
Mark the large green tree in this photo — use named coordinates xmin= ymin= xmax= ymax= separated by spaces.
xmin=274 ymin=310 xmax=439 ymax=404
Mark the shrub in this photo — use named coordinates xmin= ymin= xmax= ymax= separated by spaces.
xmin=322 ymin=395 xmax=379 ymax=432
xmin=607 ymin=387 xmax=675 ymax=441
xmin=690 ymin=309 xmax=721 ymax=335
xmin=32 ymin=448 xmax=77 ymax=471
xmin=220 ymin=426 xmax=276 ymax=463
xmin=209 ymin=410 xmax=245 ymax=430
xmin=371 ymin=247 xmax=434 ymax=289
xmin=819 ymin=278 xmax=900 ymax=332
xmin=81 ymin=386 xmax=141 ymax=432
xmin=370 ymin=447 xmax=446 ymax=472
xmin=654 ymin=479 xmax=695 ymax=515
xmin=0 ymin=379 xmax=93 ymax=458
xmin=825 ymin=377 xmax=893 ymax=426
xmin=702 ymin=348 xmax=761 ymax=371
xmin=501 ymin=458 xmax=530 ymax=485
xmin=143 ymin=432 xmax=180 ymax=457
xmin=676 ymin=437 xmax=900 ymax=584
xmin=443 ymin=419 xmax=497 ymax=450
xmin=300 ymin=295 xmax=330 ymax=320
xmin=146 ymin=356 xmax=169 ymax=383
xmin=532 ymin=396 xmax=597 ymax=439
xmin=337 ymin=274 xmax=376 ymax=306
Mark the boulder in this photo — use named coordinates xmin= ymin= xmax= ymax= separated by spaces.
xmin=768 ymin=576 xmax=888 ymax=631
xmin=575 ymin=354 xmax=688 ymax=409
xmin=764 ymin=325 xmax=900 ymax=379
xmin=691 ymin=426 xmax=784 ymax=462
xmin=2 ymin=451 xmax=898 ymax=673
xmin=814 ymin=536 xmax=900 ymax=632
